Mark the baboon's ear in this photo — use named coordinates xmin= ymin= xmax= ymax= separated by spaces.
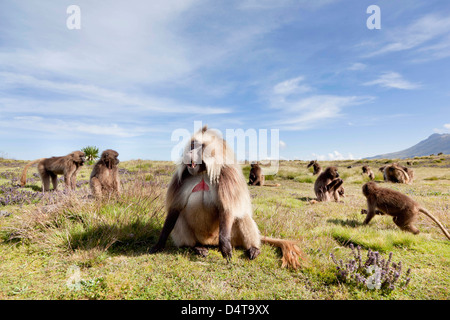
xmin=202 ymin=125 xmax=208 ymax=133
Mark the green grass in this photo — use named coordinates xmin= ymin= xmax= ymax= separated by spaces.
xmin=0 ymin=156 xmax=449 ymax=299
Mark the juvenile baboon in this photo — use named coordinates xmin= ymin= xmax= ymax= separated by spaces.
xmin=248 ymin=162 xmax=265 ymax=186
xmin=90 ymin=149 xmax=121 ymax=198
xmin=362 ymin=165 xmax=375 ymax=180
xmin=307 ymin=160 xmax=322 ymax=175
xmin=20 ymin=151 xmax=86 ymax=191
xmin=361 ymin=181 xmax=450 ymax=240
xmin=313 ymin=166 xmax=344 ymax=202
xmin=150 ymin=125 xmax=304 ymax=268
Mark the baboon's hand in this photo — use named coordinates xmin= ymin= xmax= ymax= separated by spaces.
xmin=149 ymin=244 xmax=164 ymax=254
xmin=219 ymin=240 xmax=233 ymax=261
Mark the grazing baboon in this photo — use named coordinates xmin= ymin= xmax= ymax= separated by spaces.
xmin=248 ymin=162 xmax=265 ymax=186
xmin=307 ymin=160 xmax=322 ymax=175
xmin=362 ymin=165 xmax=375 ymax=180
xmin=90 ymin=149 xmax=121 ymax=198
xmin=382 ymin=163 xmax=413 ymax=184
xmin=361 ymin=181 xmax=450 ymax=240
xmin=20 ymin=151 xmax=86 ymax=191
xmin=398 ymin=164 xmax=414 ymax=183
xmin=150 ymin=125 xmax=304 ymax=268
xmin=313 ymin=166 xmax=344 ymax=202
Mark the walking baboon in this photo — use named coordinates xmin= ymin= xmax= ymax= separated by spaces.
xmin=20 ymin=151 xmax=86 ymax=191
xmin=313 ymin=166 xmax=344 ymax=202
xmin=307 ymin=160 xmax=322 ymax=175
xmin=361 ymin=181 xmax=450 ymax=240
xmin=150 ymin=125 xmax=304 ymax=268
xmin=362 ymin=165 xmax=375 ymax=180
xmin=90 ymin=149 xmax=121 ymax=198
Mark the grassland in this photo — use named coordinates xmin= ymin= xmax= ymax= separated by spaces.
xmin=0 ymin=156 xmax=449 ymax=300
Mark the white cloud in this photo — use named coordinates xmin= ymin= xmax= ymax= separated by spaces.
xmin=238 ymin=0 xmax=336 ymax=10
xmin=273 ymin=76 xmax=312 ymax=95
xmin=279 ymin=140 xmax=287 ymax=149
xmin=312 ymin=151 xmax=356 ymax=161
xmin=365 ymin=14 xmax=450 ymax=60
xmin=272 ymin=94 xmax=374 ymax=130
xmin=0 ymin=71 xmax=231 ymax=116
xmin=348 ymin=63 xmax=366 ymax=71
xmin=363 ymin=72 xmax=421 ymax=90
xmin=434 ymin=124 xmax=450 ymax=133
xmin=2 ymin=116 xmax=151 ymax=138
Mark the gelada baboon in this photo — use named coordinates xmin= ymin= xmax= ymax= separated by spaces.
xmin=90 ymin=149 xmax=121 ymax=198
xmin=312 ymin=166 xmax=344 ymax=202
xmin=150 ymin=125 xmax=304 ymax=268
xmin=20 ymin=151 xmax=86 ymax=191
xmin=361 ymin=182 xmax=450 ymax=240
xmin=249 ymin=162 xmax=265 ymax=186
xmin=248 ymin=162 xmax=280 ymax=187
xmin=307 ymin=160 xmax=322 ymax=175
xmin=381 ymin=163 xmax=413 ymax=184
xmin=362 ymin=165 xmax=375 ymax=180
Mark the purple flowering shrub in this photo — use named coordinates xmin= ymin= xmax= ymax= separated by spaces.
xmin=330 ymin=243 xmax=412 ymax=292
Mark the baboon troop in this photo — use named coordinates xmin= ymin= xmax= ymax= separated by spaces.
xmin=150 ymin=125 xmax=304 ymax=268
xmin=17 ymin=124 xmax=449 ymax=271
xmin=20 ymin=151 xmax=86 ymax=192
xmin=361 ymin=182 xmax=450 ymax=240
xmin=90 ymin=149 xmax=121 ymax=198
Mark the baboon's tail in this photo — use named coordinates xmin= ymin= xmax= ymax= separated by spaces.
xmin=264 ymin=183 xmax=281 ymax=187
xmin=260 ymin=236 xmax=305 ymax=269
xmin=419 ymin=208 xmax=450 ymax=240
xmin=20 ymin=159 xmax=44 ymax=186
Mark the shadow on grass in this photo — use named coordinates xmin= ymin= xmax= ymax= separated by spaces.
xmin=297 ymin=196 xmax=315 ymax=202
xmin=327 ymin=218 xmax=364 ymax=228
xmin=23 ymin=184 xmax=43 ymax=192
xmin=68 ymin=220 xmax=164 ymax=256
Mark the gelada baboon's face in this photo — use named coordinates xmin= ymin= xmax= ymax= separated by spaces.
xmin=184 ymin=138 xmax=207 ymax=176
xmin=71 ymin=151 xmax=86 ymax=165
xmin=102 ymin=149 xmax=120 ymax=166
xmin=182 ymin=126 xmax=228 ymax=177
xmin=326 ymin=166 xmax=340 ymax=179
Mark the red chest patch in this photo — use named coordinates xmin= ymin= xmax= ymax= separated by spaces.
xmin=192 ymin=178 xmax=210 ymax=193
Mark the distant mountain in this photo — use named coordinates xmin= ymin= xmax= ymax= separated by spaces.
xmin=366 ymin=133 xmax=450 ymax=159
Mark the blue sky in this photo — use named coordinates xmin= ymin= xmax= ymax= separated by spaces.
xmin=0 ymin=0 xmax=449 ymax=161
